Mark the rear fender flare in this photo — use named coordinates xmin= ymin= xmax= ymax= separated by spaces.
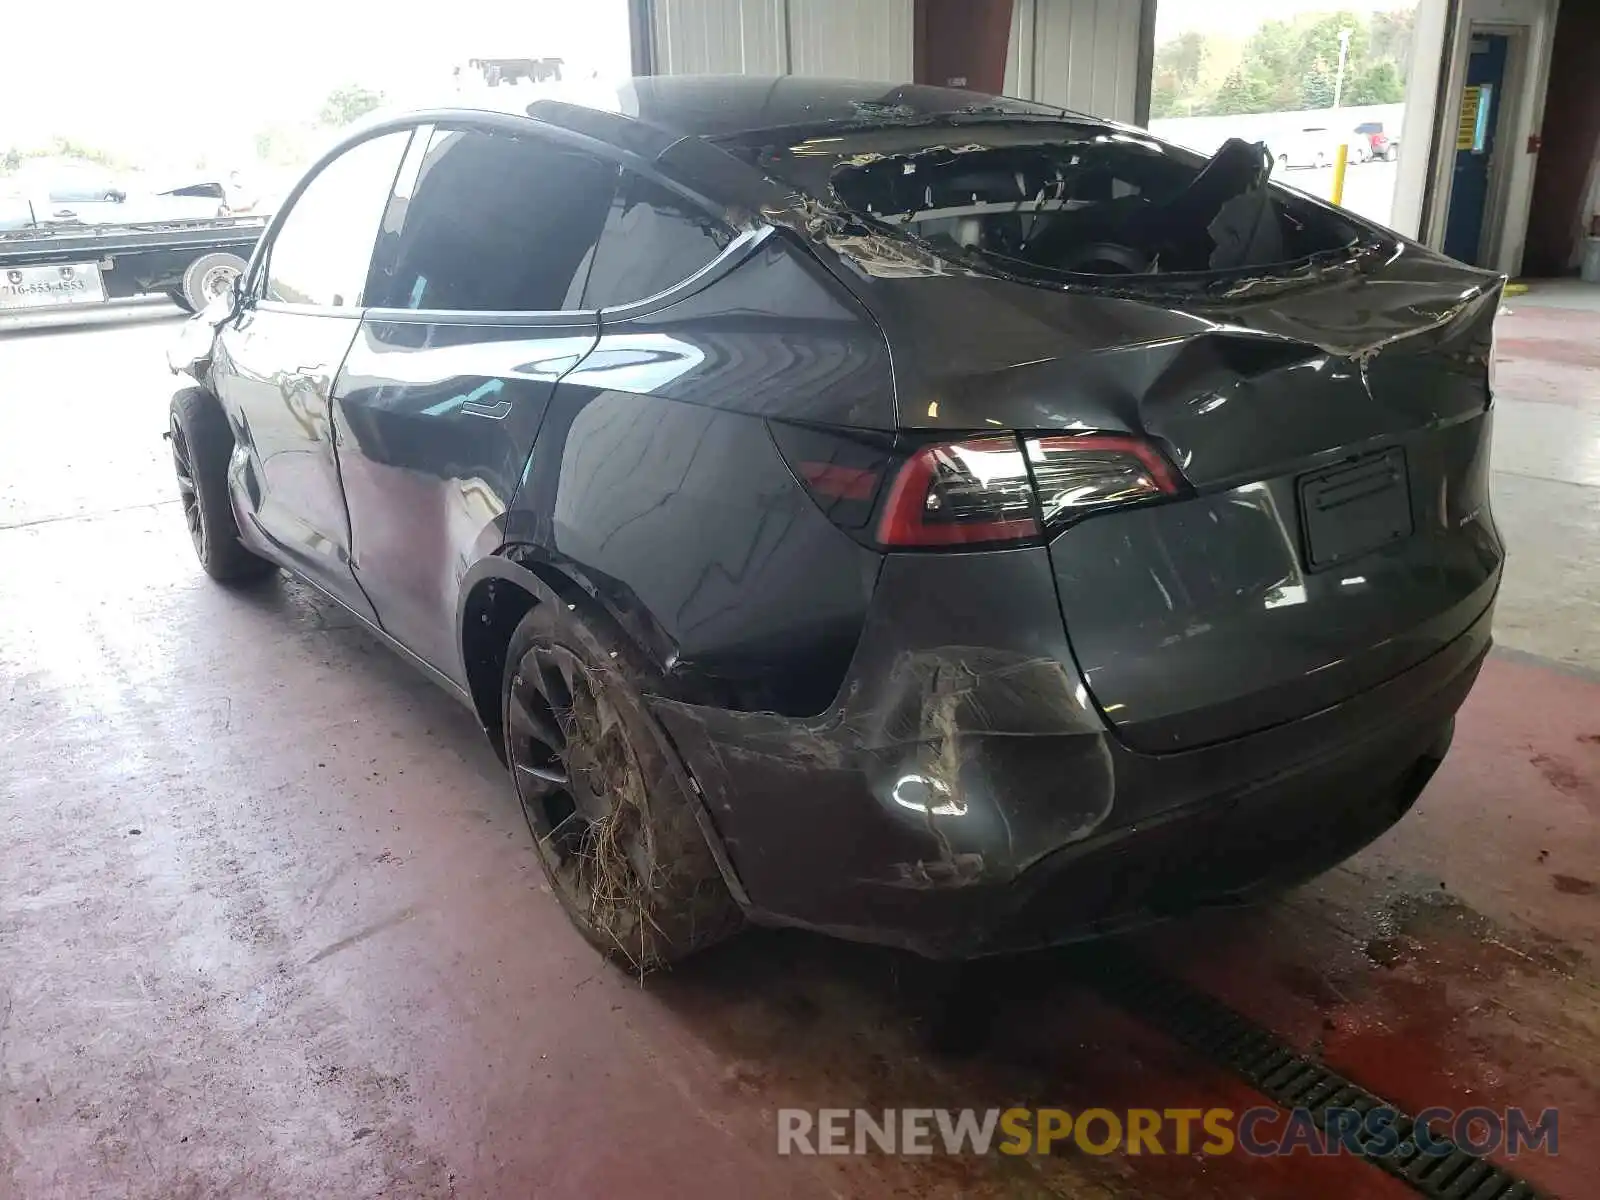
xmin=455 ymin=547 xmax=688 ymax=739
xmin=454 ymin=547 xmax=750 ymax=908
xmin=455 ymin=554 xmax=567 ymax=733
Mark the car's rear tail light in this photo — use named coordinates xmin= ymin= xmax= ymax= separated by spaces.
xmin=877 ymin=437 xmax=1040 ymax=546
xmin=773 ymin=422 xmax=1182 ymax=549
xmin=1024 ymin=434 xmax=1180 ymax=530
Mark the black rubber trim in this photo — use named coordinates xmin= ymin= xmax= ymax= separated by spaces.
xmin=1085 ymin=950 xmax=1548 ymax=1199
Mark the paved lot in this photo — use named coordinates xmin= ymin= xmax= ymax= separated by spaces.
xmin=1 ymin=294 xmax=1597 ymax=1198
xmin=1280 ymin=158 xmax=1399 ymax=227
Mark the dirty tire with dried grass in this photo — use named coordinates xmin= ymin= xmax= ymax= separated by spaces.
xmin=502 ymin=603 xmax=741 ymax=971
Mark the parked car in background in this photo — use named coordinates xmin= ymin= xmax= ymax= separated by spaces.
xmin=9 ymin=158 xmax=128 ymax=224
xmin=467 ymin=56 xmax=565 ymax=86
xmin=3 ymin=160 xmax=234 ymax=226
xmin=1271 ymin=126 xmax=1339 ymax=169
xmin=1355 ymin=120 xmax=1398 ymax=162
xmin=1271 ymin=126 xmax=1371 ymax=170
xmin=137 ymin=177 xmax=233 ymax=221
xmin=166 ymin=78 xmax=1503 ymax=971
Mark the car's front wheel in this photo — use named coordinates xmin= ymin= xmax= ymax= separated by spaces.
xmin=168 ymin=388 xmax=275 ymax=583
xmin=502 ymin=601 xmax=741 ymax=971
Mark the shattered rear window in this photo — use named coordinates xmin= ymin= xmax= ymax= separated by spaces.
xmin=735 ymin=122 xmax=1365 ymax=281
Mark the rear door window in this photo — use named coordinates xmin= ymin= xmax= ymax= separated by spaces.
xmin=265 ymin=131 xmax=411 ymax=307
xmin=581 ymin=170 xmax=735 ymax=309
xmin=368 ymin=128 xmax=618 ymax=313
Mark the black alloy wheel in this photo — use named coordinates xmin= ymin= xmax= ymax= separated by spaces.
xmin=501 ymin=603 xmax=741 ymax=971
xmin=508 ymin=643 xmax=655 ymax=911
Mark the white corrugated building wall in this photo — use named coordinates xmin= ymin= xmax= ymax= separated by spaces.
xmin=647 ymin=0 xmax=1152 ymax=124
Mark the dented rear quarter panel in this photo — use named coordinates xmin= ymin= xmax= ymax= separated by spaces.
xmin=497 ymin=226 xmax=898 ymax=717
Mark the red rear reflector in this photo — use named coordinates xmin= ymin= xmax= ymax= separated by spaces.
xmin=798 ymin=461 xmax=880 ymax=502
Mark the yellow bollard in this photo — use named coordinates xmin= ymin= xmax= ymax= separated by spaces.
xmin=1331 ymin=143 xmax=1349 ymax=207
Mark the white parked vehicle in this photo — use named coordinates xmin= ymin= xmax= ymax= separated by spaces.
xmin=1269 ymin=127 xmax=1366 ymax=170
xmin=4 ymin=159 xmax=232 ymax=227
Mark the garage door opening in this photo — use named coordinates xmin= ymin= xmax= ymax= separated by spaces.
xmin=1142 ymin=0 xmax=1421 ymax=231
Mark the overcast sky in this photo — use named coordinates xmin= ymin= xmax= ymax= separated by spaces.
xmin=5 ymin=0 xmax=632 ymax=169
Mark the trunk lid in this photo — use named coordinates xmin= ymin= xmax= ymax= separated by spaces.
xmin=859 ymin=247 xmax=1504 ymax=753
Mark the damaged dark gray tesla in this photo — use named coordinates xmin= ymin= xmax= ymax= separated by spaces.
xmin=166 ymin=76 xmax=1503 ymax=968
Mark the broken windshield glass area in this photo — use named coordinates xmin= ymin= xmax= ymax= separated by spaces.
xmin=745 ymin=124 xmax=1367 ymax=283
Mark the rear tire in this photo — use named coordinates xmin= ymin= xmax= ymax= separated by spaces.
xmin=179 ymin=252 xmax=246 ymax=314
xmin=169 ymin=387 xmax=275 ymax=584
xmin=501 ymin=602 xmax=741 ymax=971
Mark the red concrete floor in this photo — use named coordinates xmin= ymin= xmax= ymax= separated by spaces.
xmin=1 ymin=299 xmax=1597 ymax=1199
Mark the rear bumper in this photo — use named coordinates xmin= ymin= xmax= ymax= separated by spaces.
xmin=652 ymin=547 xmax=1494 ymax=959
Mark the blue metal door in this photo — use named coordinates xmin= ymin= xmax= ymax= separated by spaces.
xmin=1443 ymin=34 xmax=1509 ymax=265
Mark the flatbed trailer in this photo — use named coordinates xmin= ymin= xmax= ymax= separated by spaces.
xmin=0 ymin=217 xmax=265 ymax=315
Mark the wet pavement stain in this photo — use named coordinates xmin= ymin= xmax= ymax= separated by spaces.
xmin=1530 ymin=752 xmax=1597 ymax=800
xmin=1362 ymin=936 xmax=1416 ymax=970
xmin=1128 ymin=884 xmax=1599 ymax=1200
xmin=646 ymin=929 xmax=1411 ymax=1199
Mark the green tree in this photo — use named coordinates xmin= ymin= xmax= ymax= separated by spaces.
xmin=1367 ymin=9 xmax=1417 ymax=73
xmin=1299 ymin=12 xmax=1370 ymax=74
xmin=1150 ymin=29 xmax=1221 ymax=117
xmin=1149 ymin=9 xmax=1413 ymax=121
xmin=1300 ymin=61 xmax=1336 ymax=110
xmin=1345 ymin=61 xmax=1405 ymax=105
xmin=1156 ymin=30 xmax=1209 ymax=92
xmin=1150 ymin=77 xmax=1183 ymax=119
xmin=253 ymin=124 xmax=313 ymax=166
xmin=46 ymin=137 xmax=123 ymax=168
xmin=318 ymin=84 xmax=383 ymax=128
xmin=1213 ymin=67 xmax=1275 ymax=116
xmin=1241 ymin=20 xmax=1306 ymax=110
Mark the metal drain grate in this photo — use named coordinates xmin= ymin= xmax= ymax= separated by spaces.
xmin=1084 ymin=950 xmax=1548 ymax=1199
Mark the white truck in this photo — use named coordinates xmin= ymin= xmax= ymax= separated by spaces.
xmin=1 ymin=159 xmax=265 ymax=313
